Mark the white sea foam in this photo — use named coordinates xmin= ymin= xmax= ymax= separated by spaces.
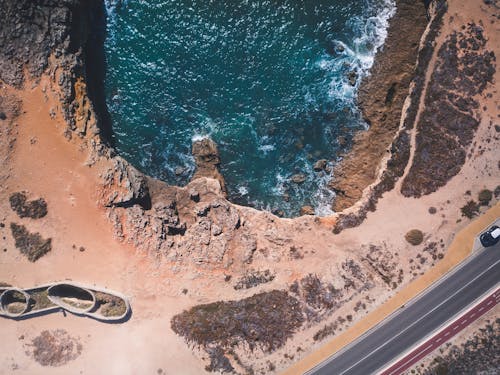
xmin=191 ymin=133 xmax=210 ymax=142
xmin=104 ymin=0 xmax=398 ymax=217
xmin=237 ymin=186 xmax=249 ymax=196
xmin=258 ymin=144 xmax=275 ymax=154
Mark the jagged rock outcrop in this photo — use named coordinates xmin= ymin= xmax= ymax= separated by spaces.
xmin=329 ymin=0 xmax=429 ymax=212
xmin=0 ymin=0 xmax=109 ymax=145
xmin=191 ymin=138 xmax=227 ymax=195
xmin=99 ymin=156 xmax=150 ymax=208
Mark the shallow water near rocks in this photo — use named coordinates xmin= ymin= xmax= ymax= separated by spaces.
xmin=104 ymin=0 xmax=395 ymax=217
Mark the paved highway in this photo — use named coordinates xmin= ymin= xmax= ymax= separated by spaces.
xmin=380 ymin=288 xmax=499 ymax=374
xmin=307 ymin=241 xmax=500 ymax=375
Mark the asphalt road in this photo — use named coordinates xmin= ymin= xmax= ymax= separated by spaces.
xmin=380 ymin=288 xmax=499 ymax=375
xmin=307 ymin=241 xmax=500 ymax=375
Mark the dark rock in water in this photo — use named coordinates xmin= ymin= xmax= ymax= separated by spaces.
xmin=191 ymin=138 xmax=227 ymax=194
xmin=9 ymin=192 xmax=48 ymax=219
xmin=174 ymin=166 xmax=185 ymax=176
xmin=10 ymin=223 xmax=52 ymax=262
xmin=291 ymin=174 xmax=306 ymax=184
xmin=347 ymin=70 xmax=358 ymax=86
xmin=300 ymin=206 xmax=315 ymax=216
xmin=313 ymin=159 xmax=328 ymax=172
xmin=294 ymin=140 xmax=304 ymax=150
xmin=337 ymin=136 xmax=347 ymax=147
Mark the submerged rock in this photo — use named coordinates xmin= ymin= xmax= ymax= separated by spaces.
xmin=291 ymin=174 xmax=306 ymax=184
xmin=313 ymin=159 xmax=328 ymax=172
xmin=347 ymin=70 xmax=358 ymax=86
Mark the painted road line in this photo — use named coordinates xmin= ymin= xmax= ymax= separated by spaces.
xmin=378 ymin=287 xmax=499 ymax=375
xmin=304 ymin=235 xmax=496 ymax=375
xmin=338 ymin=260 xmax=500 ymax=375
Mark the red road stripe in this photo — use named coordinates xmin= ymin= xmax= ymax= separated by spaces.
xmin=380 ymin=288 xmax=499 ymax=375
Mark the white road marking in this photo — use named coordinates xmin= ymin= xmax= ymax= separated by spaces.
xmin=338 ymin=259 xmax=500 ymax=375
xmin=386 ymin=344 xmax=434 ymax=375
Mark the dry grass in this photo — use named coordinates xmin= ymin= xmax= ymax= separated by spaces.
xmin=27 ymin=330 xmax=82 ymax=367
xmin=94 ymin=292 xmax=127 ymax=317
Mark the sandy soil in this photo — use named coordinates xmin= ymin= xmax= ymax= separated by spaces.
xmin=0 ymin=0 xmax=499 ymax=374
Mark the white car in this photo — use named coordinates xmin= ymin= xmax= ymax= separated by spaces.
xmin=480 ymin=225 xmax=500 ymax=247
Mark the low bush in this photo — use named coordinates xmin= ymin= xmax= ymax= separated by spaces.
xmin=10 ymin=223 xmax=51 ymax=261
xmin=460 ymin=200 xmax=480 ymax=218
xmin=405 ymin=229 xmax=424 ymax=246
xmin=478 ymin=189 xmax=492 ymax=205
xmin=171 ymin=290 xmax=304 ymax=352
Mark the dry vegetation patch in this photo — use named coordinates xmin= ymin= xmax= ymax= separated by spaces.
xmin=233 ymin=269 xmax=275 ymax=290
xmin=418 ymin=319 xmax=500 ymax=375
xmin=9 ymin=192 xmax=47 ymax=219
xmin=402 ymin=23 xmax=496 ymax=197
xmin=25 ymin=330 xmax=82 ymax=367
xmin=10 ymin=223 xmax=52 ymax=261
xmin=94 ymin=292 xmax=127 ymax=317
xmin=171 ymin=290 xmax=304 ymax=353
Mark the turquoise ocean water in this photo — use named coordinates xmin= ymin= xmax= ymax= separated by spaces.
xmin=104 ymin=0 xmax=395 ymax=217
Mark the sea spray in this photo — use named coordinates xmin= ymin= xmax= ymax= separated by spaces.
xmin=104 ymin=0 xmax=396 ymax=217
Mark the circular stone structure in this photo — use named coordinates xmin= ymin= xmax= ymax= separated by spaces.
xmin=47 ymin=284 xmax=96 ymax=314
xmin=0 ymin=288 xmax=30 ymax=317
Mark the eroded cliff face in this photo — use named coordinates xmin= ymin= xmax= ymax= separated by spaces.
xmin=2 ymin=0 xmax=498 ymax=373
xmin=328 ymin=0 xmax=430 ymax=212
xmin=0 ymin=0 xmax=448 ymax=274
xmin=0 ymin=0 xmax=315 ymax=272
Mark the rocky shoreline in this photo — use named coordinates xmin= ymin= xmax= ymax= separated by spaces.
xmin=0 ymin=0 xmax=498 ymax=373
xmin=0 ymin=0 xmax=449 ymax=225
xmin=329 ymin=0 xmax=430 ymax=212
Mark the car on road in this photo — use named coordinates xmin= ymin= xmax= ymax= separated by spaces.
xmin=480 ymin=225 xmax=500 ymax=247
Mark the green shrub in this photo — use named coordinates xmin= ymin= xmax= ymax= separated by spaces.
xmin=460 ymin=200 xmax=479 ymax=218
xmin=405 ymin=229 xmax=424 ymax=246
xmin=478 ymin=189 xmax=492 ymax=205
